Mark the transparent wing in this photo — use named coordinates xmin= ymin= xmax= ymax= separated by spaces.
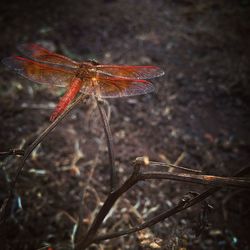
xmin=18 ymin=43 xmax=79 ymax=68
xmin=81 ymin=77 xmax=155 ymax=98
xmin=2 ymin=56 xmax=76 ymax=87
xmin=96 ymin=65 xmax=164 ymax=79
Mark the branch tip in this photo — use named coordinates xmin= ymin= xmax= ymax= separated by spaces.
xmin=134 ymin=156 xmax=150 ymax=167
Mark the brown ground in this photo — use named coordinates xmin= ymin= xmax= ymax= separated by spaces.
xmin=0 ymin=0 xmax=250 ymax=249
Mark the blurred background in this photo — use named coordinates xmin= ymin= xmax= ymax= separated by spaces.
xmin=0 ymin=0 xmax=249 ymax=249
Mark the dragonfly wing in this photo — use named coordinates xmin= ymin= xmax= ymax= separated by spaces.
xmin=18 ymin=43 xmax=79 ymax=68
xmin=96 ymin=65 xmax=164 ymax=79
xmin=2 ymin=56 xmax=75 ymax=87
xmin=80 ymin=77 xmax=155 ymax=98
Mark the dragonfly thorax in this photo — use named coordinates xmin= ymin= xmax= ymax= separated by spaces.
xmin=77 ymin=63 xmax=98 ymax=79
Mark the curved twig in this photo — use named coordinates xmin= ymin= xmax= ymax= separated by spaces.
xmin=0 ymin=93 xmax=87 ymax=222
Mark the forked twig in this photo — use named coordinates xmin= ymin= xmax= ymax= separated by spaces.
xmin=93 ymin=167 xmax=250 ymax=243
xmin=76 ymin=164 xmax=140 ymax=249
xmin=76 ymin=160 xmax=250 ymax=249
xmin=0 ymin=93 xmax=87 ymax=222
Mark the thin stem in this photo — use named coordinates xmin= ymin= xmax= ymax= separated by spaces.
xmin=149 ymin=160 xmax=202 ymax=173
xmin=0 ymin=93 xmax=87 ymax=222
xmin=139 ymin=171 xmax=250 ymax=189
xmin=93 ymin=190 xmax=215 ymax=243
xmin=96 ymin=97 xmax=117 ymax=192
xmin=134 ymin=156 xmax=201 ymax=174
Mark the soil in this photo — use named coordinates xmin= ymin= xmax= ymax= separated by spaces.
xmin=0 ymin=0 xmax=250 ymax=249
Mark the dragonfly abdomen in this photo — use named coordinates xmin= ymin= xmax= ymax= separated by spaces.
xmin=50 ymin=77 xmax=82 ymax=121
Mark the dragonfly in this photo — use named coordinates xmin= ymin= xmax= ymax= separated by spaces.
xmin=2 ymin=44 xmax=164 ymax=121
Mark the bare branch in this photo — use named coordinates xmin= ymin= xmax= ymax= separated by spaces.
xmin=76 ymin=157 xmax=250 ymax=249
xmin=76 ymin=164 xmax=141 ymax=249
xmin=92 ymin=166 xmax=250 ymax=243
xmin=0 ymin=93 xmax=87 ymax=222
xmin=139 ymin=171 xmax=250 ymax=189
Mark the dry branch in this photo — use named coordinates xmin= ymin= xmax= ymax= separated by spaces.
xmin=0 ymin=93 xmax=87 ymax=222
xmin=139 ymin=171 xmax=250 ymax=189
xmin=91 ymin=166 xmax=250 ymax=244
xmin=76 ymin=155 xmax=250 ymax=249
xmin=1 ymin=92 xmax=249 ymax=250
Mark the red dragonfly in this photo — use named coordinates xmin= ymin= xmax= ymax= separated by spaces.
xmin=3 ymin=44 xmax=164 ymax=121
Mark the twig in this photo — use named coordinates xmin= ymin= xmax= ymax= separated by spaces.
xmin=76 ymin=163 xmax=141 ymax=249
xmin=77 ymin=162 xmax=250 ymax=248
xmin=96 ymin=97 xmax=117 ymax=192
xmin=92 ymin=166 xmax=250 ymax=243
xmin=147 ymin=160 xmax=202 ymax=173
xmin=93 ymin=189 xmax=218 ymax=243
xmin=139 ymin=171 xmax=250 ymax=189
xmin=0 ymin=93 xmax=87 ymax=222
